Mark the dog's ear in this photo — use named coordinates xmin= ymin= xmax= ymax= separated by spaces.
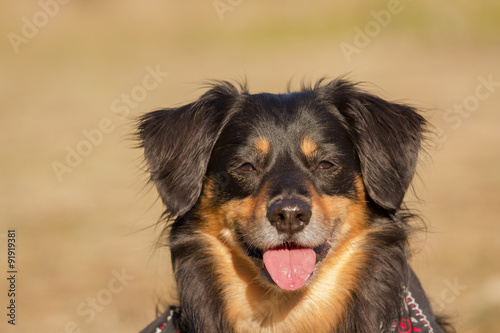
xmin=318 ymin=80 xmax=426 ymax=211
xmin=137 ymin=83 xmax=239 ymax=216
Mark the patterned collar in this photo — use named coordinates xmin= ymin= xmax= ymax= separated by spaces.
xmin=140 ymin=306 xmax=181 ymax=333
xmin=388 ymin=289 xmax=436 ymax=333
xmin=386 ymin=268 xmax=441 ymax=333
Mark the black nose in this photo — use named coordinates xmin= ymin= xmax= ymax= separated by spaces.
xmin=267 ymin=198 xmax=312 ymax=234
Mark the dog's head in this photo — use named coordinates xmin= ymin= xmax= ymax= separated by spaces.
xmin=138 ymin=79 xmax=425 ymax=291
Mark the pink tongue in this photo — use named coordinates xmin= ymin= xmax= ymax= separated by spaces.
xmin=263 ymin=247 xmax=316 ymax=291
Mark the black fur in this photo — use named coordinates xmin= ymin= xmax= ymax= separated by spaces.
xmin=138 ymin=82 xmax=243 ymax=217
xmin=138 ymin=79 xmax=452 ymax=333
xmin=169 ymin=215 xmax=232 ymax=332
xmin=316 ymin=80 xmax=425 ymax=211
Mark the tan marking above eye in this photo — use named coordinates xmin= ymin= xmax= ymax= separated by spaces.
xmin=253 ymin=137 xmax=270 ymax=155
xmin=300 ymin=137 xmax=318 ymax=158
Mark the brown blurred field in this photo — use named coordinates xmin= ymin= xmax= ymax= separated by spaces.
xmin=1 ymin=1 xmax=499 ymax=332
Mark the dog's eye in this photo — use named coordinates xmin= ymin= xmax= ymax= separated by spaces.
xmin=317 ymin=161 xmax=334 ymax=170
xmin=239 ymin=163 xmax=256 ymax=172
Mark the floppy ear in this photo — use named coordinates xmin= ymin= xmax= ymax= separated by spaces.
xmin=319 ymin=80 xmax=426 ymax=211
xmin=137 ymin=83 xmax=239 ymax=216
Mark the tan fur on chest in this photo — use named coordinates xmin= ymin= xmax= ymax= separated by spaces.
xmin=198 ymin=183 xmax=370 ymax=333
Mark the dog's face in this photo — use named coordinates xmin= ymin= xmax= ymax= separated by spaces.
xmin=202 ymin=93 xmax=367 ymax=290
xmin=139 ymin=79 xmax=425 ymax=295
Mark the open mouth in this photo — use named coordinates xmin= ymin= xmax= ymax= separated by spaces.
xmin=245 ymin=240 xmax=331 ymax=291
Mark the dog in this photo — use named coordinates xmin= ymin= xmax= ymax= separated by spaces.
xmin=137 ymin=79 xmax=452 ymax=333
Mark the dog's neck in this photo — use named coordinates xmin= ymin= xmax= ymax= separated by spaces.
xmin=140 ymin=269 xmax=442 ymax=333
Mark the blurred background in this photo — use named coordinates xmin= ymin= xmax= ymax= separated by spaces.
xmin=1 ymin=1 xmax=499 ymax=332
